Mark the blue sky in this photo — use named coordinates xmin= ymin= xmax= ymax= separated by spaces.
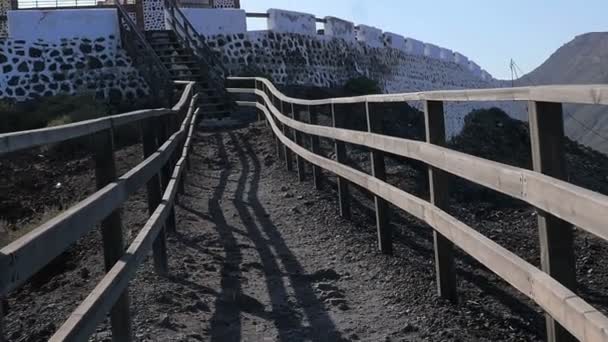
xmin=241 ymin=0 xmax=608 ymax=80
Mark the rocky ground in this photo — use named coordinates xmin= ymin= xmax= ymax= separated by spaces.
xmin=2 ymin=114 xmax=608 ymax=341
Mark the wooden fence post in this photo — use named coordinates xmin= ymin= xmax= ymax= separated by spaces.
xmin=528 ymin=101 xmax=576 ymax=342
xmin=424 ymin=100 xmax=457 ymax=303
xmin=291 ymin=103 xmax=306 ymax=182
xmin=1 ymin=297 xmax=5 ymax=342
xmin=92 ymin=128 xmax=133 ymax=342
xmin=308 ymin=105 xmax=322 ymax=190
xmin=280 ymin=100 xmax=294 ymax=171
xmin=142 ymin=117 xmax=169 ymax=276
xmin=255 ymin=80 xmax=262 ymax=122
xmin=261 ymin=83 xmax=269 ymax=127
xmin=332 ymin=103 xmax=351 ymax=219
xmin=161 ymin=116 xmax=177 ymax=234
xmin=366 ymin=102 xmax=392 ymax=255
xmin=271 ymin=93 xmax=283 ymax=159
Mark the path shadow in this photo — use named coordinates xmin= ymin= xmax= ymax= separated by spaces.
xmin=229 ymin=132 xmax=344 ymax=341
xmin=204 ymin=133 xmax=244 ymax=342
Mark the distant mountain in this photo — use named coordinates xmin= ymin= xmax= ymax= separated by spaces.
xmin=518 ymin=32 xmax=608 ymax=155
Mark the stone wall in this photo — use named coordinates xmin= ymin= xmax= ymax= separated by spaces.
xmin=0 ymin=0 xmax=9 ymax=38
xmin=204 ymin=30 xmax=524 ymax=137
xmin=0 ymin=35 xmax=149 ymax=101
xmin=143 ymin=0 xmax=166 ymax=31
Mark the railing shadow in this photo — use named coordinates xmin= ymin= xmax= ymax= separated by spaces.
xmin=320 ymin=168 xmax=543 ymax=337
xmin=204 ymin=133 xmax=244 ymax=342
xmin=228 ymin=131 xmax=343 ymax=341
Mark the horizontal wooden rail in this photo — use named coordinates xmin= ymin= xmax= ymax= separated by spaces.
xmin=232 ymin=89 xmax=608 ymax=244
xmin=0 ymin=82 xmax=195 ymax=155
xmin=228 ymin=77 xmax=608 ymax=106
xmin=49 ymin=104 xmax=200 ymax=342
xmin=241 ymin=99 xmax=608 ymax=342
xmin=0 ymin=80 xmax=199 ymax=341
xmin=0 ymin=129 xmax=182 ymax=294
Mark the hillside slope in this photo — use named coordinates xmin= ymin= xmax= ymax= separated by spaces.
xmin=518 ymin=32 xmax=608 ymax=154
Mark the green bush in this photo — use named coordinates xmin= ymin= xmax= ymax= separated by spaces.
xmin=343 ymin=76 xmax=382 ymax=96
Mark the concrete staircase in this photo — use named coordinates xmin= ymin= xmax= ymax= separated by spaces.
xmin=146 ymin=30 xmax=233 ymax=119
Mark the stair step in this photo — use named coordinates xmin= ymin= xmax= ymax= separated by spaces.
xmin=153 ymin=48 xmax=190 ymax=54
xmin=159 ymin=54 xmax=195 ymax=60
xmin=169 ymin=67 xmax=201 ymax=73
xmin=199 ymin=109 xmax=231 ymax=116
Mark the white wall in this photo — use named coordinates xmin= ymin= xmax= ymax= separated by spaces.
xmin=468 ymin=61 xmax=481 ymax=77
xmin=424 ymin=43 xmax=440 ymax=59
xmin=8 ymin=9 xmax=119 ymax=46
xmin=182 ymin=8 xmax=246 ymax=36
xmin=384 ymin=32 xmax=406 ymax=51
xmin=405 ymin=37 xmax=424 ymax=56
xmin=439 ymin=47 xmax=453 ymax=62
xmin=324 ymin=16 xmax=355 ymax=42
xmin=267 ymin=9 xmax=316 ymax=35
xmin=481 ymin=70 xmax=492 ymax=81
xmin=355 ymin=24 xmax=383 ymax=48
xmin=454 ymin=52 xmax=469 ymax=66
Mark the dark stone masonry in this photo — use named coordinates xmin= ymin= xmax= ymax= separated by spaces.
xmin=0 ymin=35 xmax=149 ymax=101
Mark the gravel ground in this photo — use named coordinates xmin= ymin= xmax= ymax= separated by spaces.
xmin=3 ymin=119 xmax=608 ymax=341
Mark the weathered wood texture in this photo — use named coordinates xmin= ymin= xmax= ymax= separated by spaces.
xmin=0 ymin=81 xmax=197 ymax=342
xmin=92 ymin=129 xmax=132 ymax=341
xmin=291 ymin=103 xmax=306 ymax=182
xmin=280 ymin=100 xmax=294 ymax=171
xmin=142 ymin=117 xmax=169 ymax=276
xmin=365 ymin=102 xmax=391 ymax=255
xmin=529 ymin=101 xmax=577 ymax=342
xmin=228 ymin=78 xmax=608 ymax=106
xmin=239 ymin=89 xmax=608 ymax=244
xmin=424 ymin=100 xmax=457 ymax=303
xmin=232 ymin=77 xmax=608 ymax=342
xmin=308 ymin=105 xmax=322 ymax=190
xmin=332 ymin=103 xmax=351 ymax=219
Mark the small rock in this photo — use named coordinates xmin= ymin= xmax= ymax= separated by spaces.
xmin=80 ymin=267 xmax=90 ymax=279
xmin=401 ymin=323 xmax=418 ymax=333
xmin=158 ymin=314 xmax=172 ymax=328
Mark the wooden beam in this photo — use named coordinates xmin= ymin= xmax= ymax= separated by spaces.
xmin=366 ymin=102 xmax=392 ymax=255
xmin=0 ymin=108 xmax=172 ymax=156
xmin=529 ymin=101 xmax=577 ymax=342
xmin=92 ymin=129 xmax=132 ymax=342
xmin=142 ymin=117 xmax=168 ymax=276
xmin=228 ymin=78 xmax=608 ymax=106
xmin=0 ymin=296 xmax=5 ymax=342
xmin=424 ymin=100 xmax=457 ymax=303
xmin=332 ymin=103 xmax=351 ymax=219
xmin=243 ymin=89 xmax=608 ymax=244
xmin=254 ymin=102 xmax=608 ymax=342
xmin=292 ymin=103 xmax=306 ymax=182
xmin=280 ymin=100 xmax=294 ymax=171
xmin=308 ymin=105 xmax=322 ymax=190
xmin=272 ymin=93 xmax=283 ymax=159
xmin=160 ymin=116 xmax=177 ymax=234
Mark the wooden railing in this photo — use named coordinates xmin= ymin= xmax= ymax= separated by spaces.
xmin=116 ymin=0 xmax=173 ymax=105
xmin=164 ymin=0 xmax=228 ymax=85
xmin=0 ymin=81 xmax=200 ymax=341
xmin=228 ymin=77 xmax=608 ymax=342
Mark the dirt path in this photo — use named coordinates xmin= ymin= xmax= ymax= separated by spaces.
xmin=5 ymin=121 xmax=550 ymax=341
xmin=116 ymin=122 xmax=545 ymax=342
